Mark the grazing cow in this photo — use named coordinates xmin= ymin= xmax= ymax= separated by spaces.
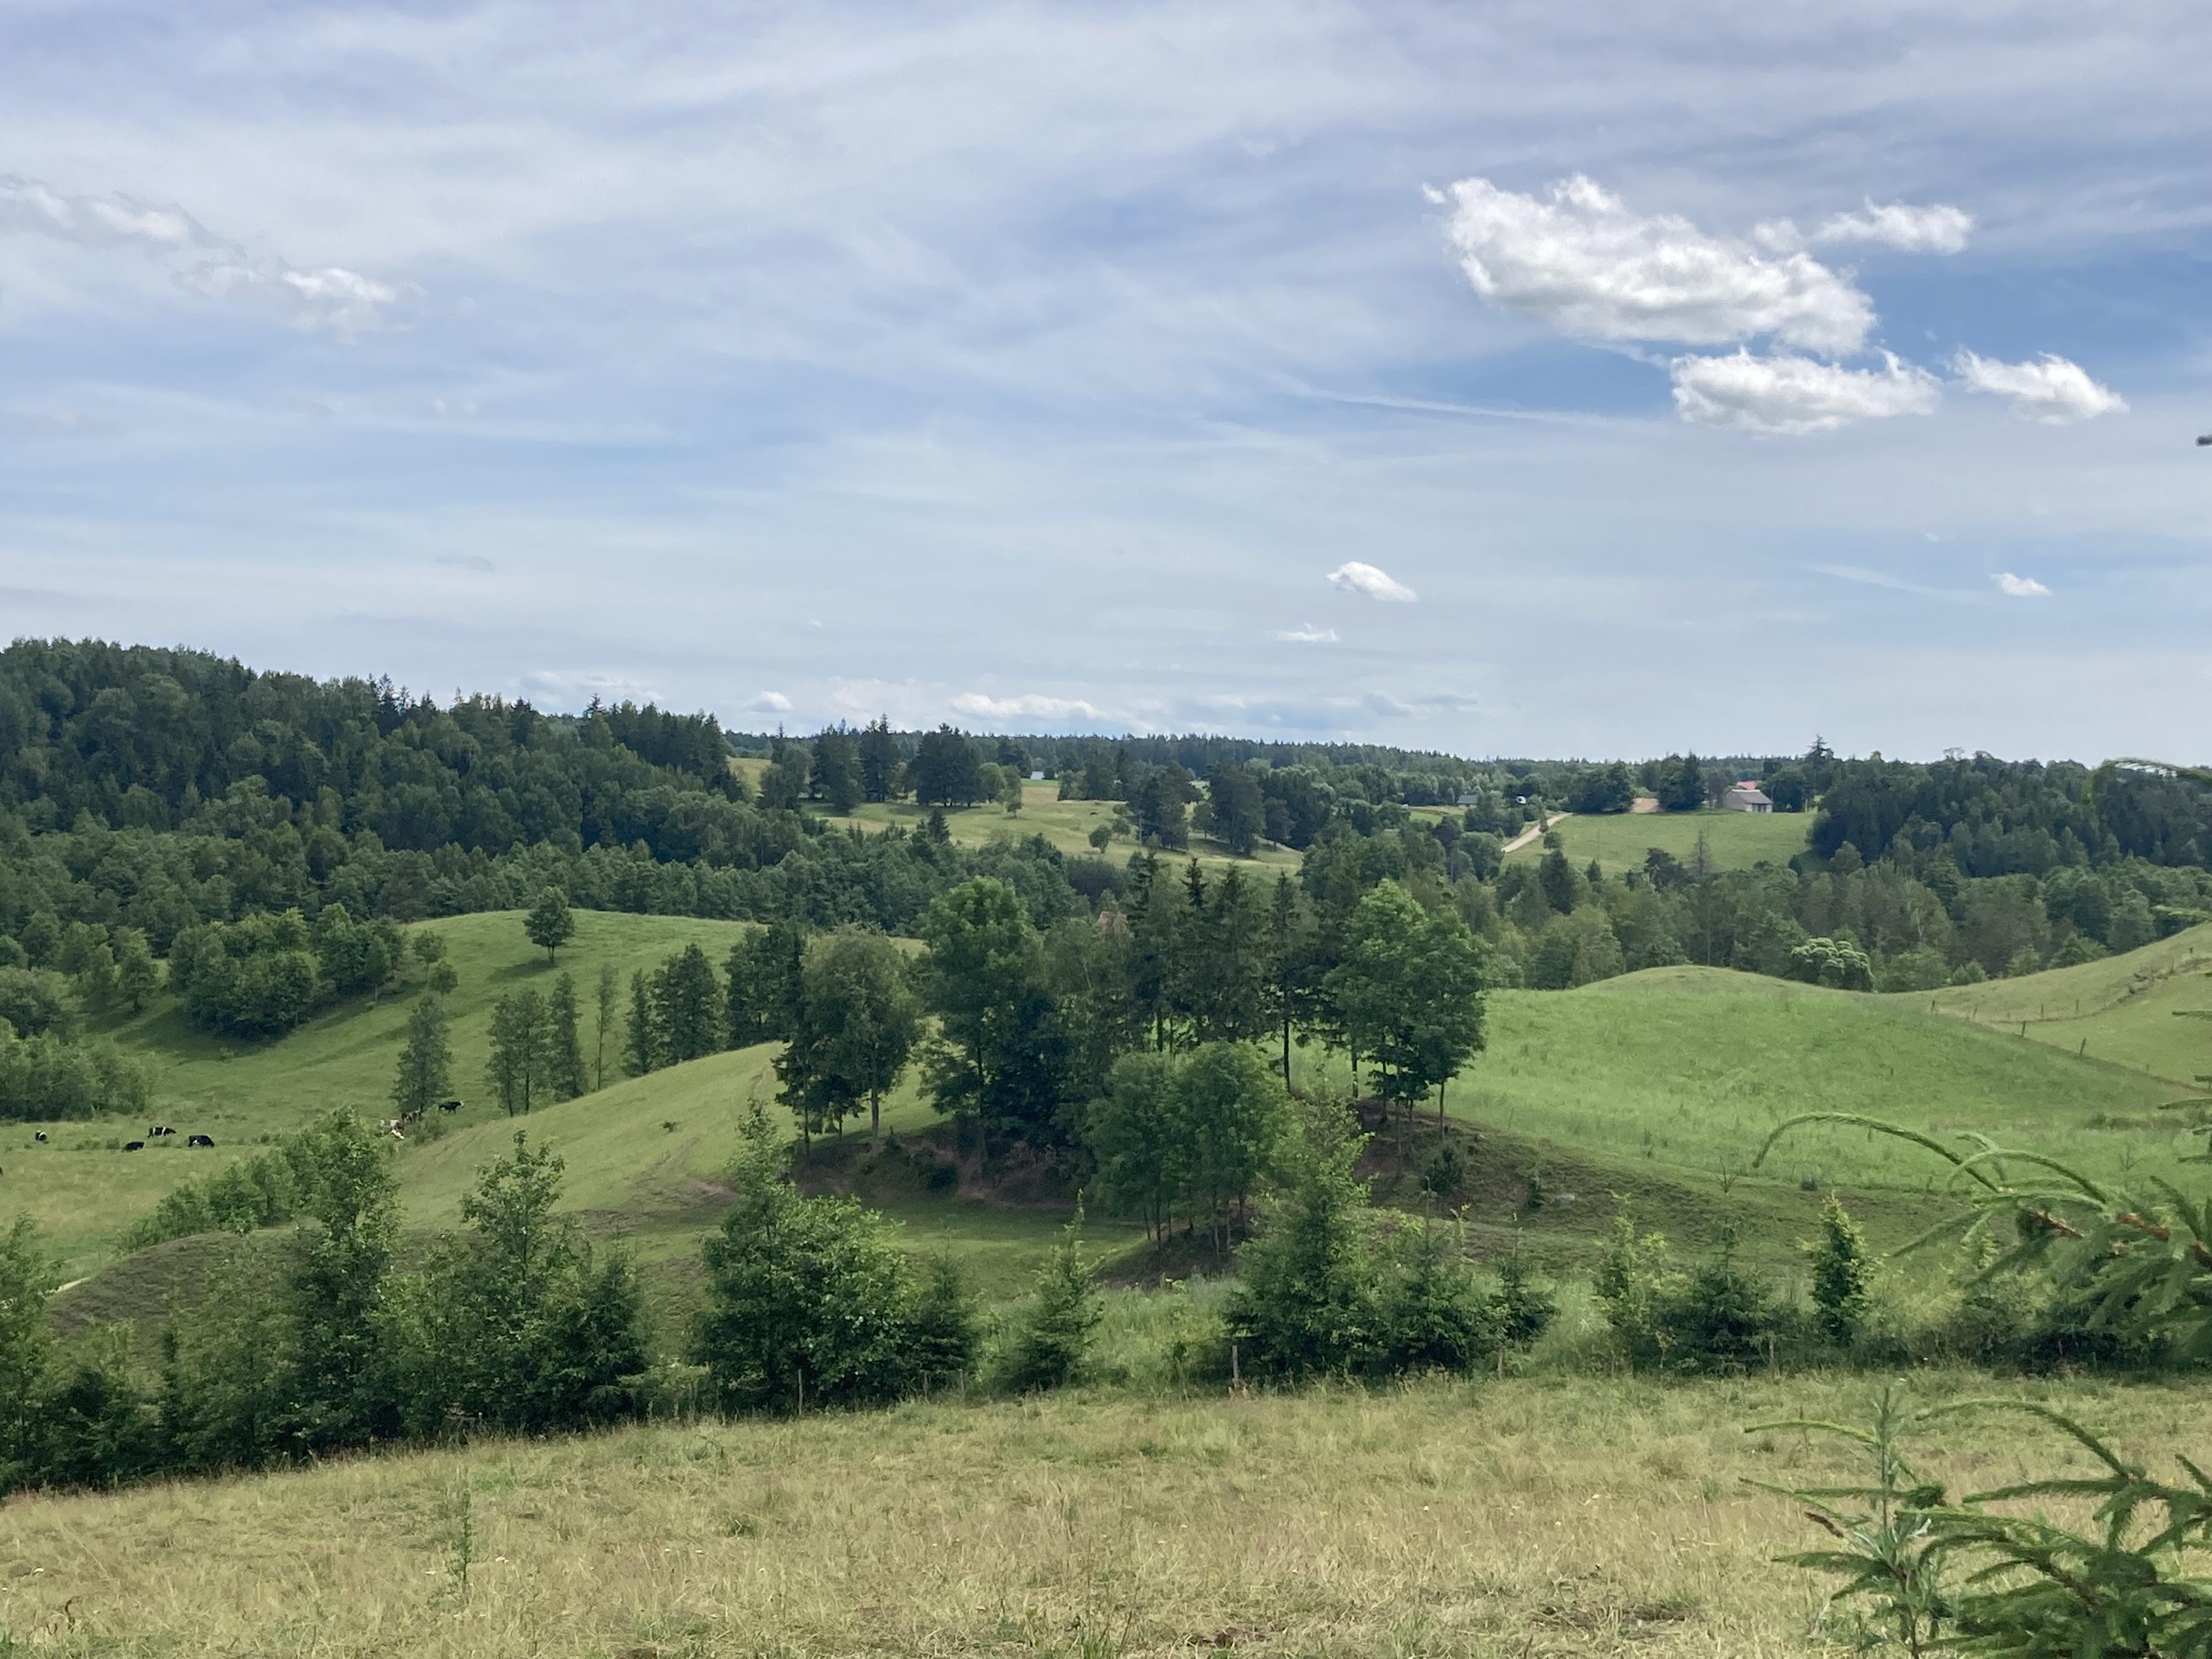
xmin=33 ymin=1132 xmax=47 ymax=1143
xmin=438 ymin=1098 xmax=461 ymax=1112
xmin=387 ymin=1127 xmax=406 ymax=1141
xmin=150 ymin=1125 xmax=174 ymax=1137
xmin=122 ymin=1140 xmax=144 ymax=1152
xmin=400 ymin=1108 xmax=424 ymax=1126
xmin=187 ymin=1133 xmax=214 ymax=1148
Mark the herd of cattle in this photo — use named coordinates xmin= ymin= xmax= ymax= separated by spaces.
xmin=6 ymin=1101 xmax=465 ymax=1178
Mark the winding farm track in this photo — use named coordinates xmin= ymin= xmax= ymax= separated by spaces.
xmin=1499 ymin=812 xmax=1571 ymax=855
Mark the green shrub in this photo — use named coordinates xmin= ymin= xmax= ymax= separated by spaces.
xmin=1805 ymin=1194 xmax=1873 ymax=1348
xmin=1222 ymin=1098 xmax=1379 ymax=1380
xmin=0 ymin=1026 xmax=146 ymax=1121
xmin=1000 ymin=1205 xmax=1101 ymax=1391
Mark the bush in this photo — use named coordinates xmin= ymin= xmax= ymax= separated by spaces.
xmin=0 ymin=1026 xmax=148 ymax=1120
xmin=1222 ymin=1098 xmax=1380 ymax=1380
xmin=1491 ymin=1254 xmax=1556 ymax=1350
xmin=691 ymin=1106 xmax=978 ymax=1412
xmin=0 ymin=965 xmax=74 ymax=1039
xmin=1376 ymin=1219 xmax=1498 ymax=1374
xmin=1786 ymin=936 xmax=1874 ymax=991
xmin=170 ymin=911 xmax=321 ymax=1039
xmin=999 ymin=1205 xmax=1100 ymax=1391
xmin=1598 ymin=1211 xmax=1786 ymax=1373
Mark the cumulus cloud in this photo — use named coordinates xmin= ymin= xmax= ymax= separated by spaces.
xmin=1436 ymin=174 xmax=1873 ymax=352
xmin=951 ymin=691 xmax=1109 ymax=720
xmin=747 ymin=690 xmax=793 ymax=713
xmin=1994 ymin=572 xmax=2052 ymax=597
xmin=0 ymin=173 xmax=399 ymax=336
xmin=1327 ymin=561 xmax=1417 ymax=602
xmin=1671 ymin=349 xmax=1940 ymax=435
xmin=1272 ymin=623 xmax=1338 ymax=643
xmin=1952 ymin=351 xmax=2126 ymax=423
xmin=1759 ymin=201 xmax=1974 ymax=255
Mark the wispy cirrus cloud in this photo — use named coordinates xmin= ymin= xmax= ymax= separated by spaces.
xmin=1953 ymin=352 xmax=2126 ymax=424
xmin=1272 ymin=623 xmax=1339 ymax=643
xmin=1672 ymin=351 xmax=1940 ymax=435
xmin=0 ymin=173 xmax=400 ymax=337
xmin=1758 ymin=201 xmax=1974 ymax=255
xmin=951 ymin=691 xmax=1109 ymax=721
xmin=1327 ymin=561 xmax=1416 ymax=602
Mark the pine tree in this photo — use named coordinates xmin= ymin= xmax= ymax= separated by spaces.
xmin=392 ymin=994 xmax=454 ymax=1117
xmin=624 ymin=970 xmax=658 ymax=1076
xmin=486 ymin=989 xmax=545 ymax=1114
xmin=544 ymin=971 xmax=586 ymax=1101
xmin=856 ymin=716 xmax=900 ymax=803
xmin=654 ymin=943 xmax=724 ymax=1063
xmin=1001 ymin=1202 xmax=1099 ymax=1391
xmin=1806 ymin=1193 xmax=1874 ymax=1347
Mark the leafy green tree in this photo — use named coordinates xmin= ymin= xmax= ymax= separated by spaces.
xmin=115 ymin=928 xmax=159 ymax=1012
xmin=487 ymin=988 xmax=548 ymax=1113
xmin=1175 ymin=1041 xmax=1288 ymax=1251
xmin=391 ymin=994 xmax=453 ymax=1117
xmin=691 ymin=1108 xmax=953 ymax=1412
xmin=0 ymin=1217 xmax=51 ymax=1487
xmin=1785 ymin=935 xmax=1875 ymax=991
xmin=726 ymin=921 xmax=804 ymax=1047
xmin=1132 ymin=766 xmax=1191 ymax=850
xmin=798 ymin=930 xmax=919 ymax=1147
xmin=1088 ymin=1050 xmax=1184 ymax=1243
xmin=918 ymin=878 xmax=1062 ymax=1146
xmin=315 ymin=904 xmax=402 ymax=995
xmin=1204 ymin=764 xmax=1266 ymax=856
xmin=593 ymin=961 xmax=618 ymax=1090
xmin=758 ymin=736 xmax=809 ymax=812
xmin=856 ymin=716 xmax=900 ymax=802
xmin=1656 ymin=752 xmax=1705 ymax=814
xmin=393 ymin=1133 xmax=648 ymax=1434
xmin=810 ymin=726 xmax=864 ymax=814
xmin=524 ymin=886 xmax=575 ymax=963
xmin=909 ymin=725 xmax=983 ymax=806
xmin=544 ymin=970 xmax=586 ymax=1099
xmin=168 ymin=910 xmax=320 ymax=1039
xmin=1322 ymin=881 xmax=1487 ymax=1113
xmin=0 ymin=966 xmax=74 ymax=1039
xmin=1000 ymin=1204 xmax=1099 ymax=1391
xmin=623 ymin=969 xmax=658 ymax=1075
xmin=282 ymin=1113 xmax=402 ymax=1452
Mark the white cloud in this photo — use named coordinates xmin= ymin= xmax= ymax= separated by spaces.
xmin=1272 ymin=623 xmax=1338 ymax=643
xmin=1438 ymin=174 xmax=1873 ymax=352
xmin=1952 ymin=351 xmax=2126 ymax=424
xmin=747 ymin=690 xmax=793 ymax=713
xmin=1760 ymin=202 xmax=1974 ymax=255
xmin=0 ymin=173 xmax=398 ymax=337
xmin=1327 ymin=561 xmax=1417 ymax=602
xmin=1994 ymin=572 xmax=2052 ymax=597
xmin=1671 ymin=350 xmax=1940 ymax=435
xmin=951 ymin=691 xmax=1109 ymax=720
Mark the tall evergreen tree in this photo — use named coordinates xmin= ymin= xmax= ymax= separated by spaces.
xmin=654 ymin=943 xmax=723 ymax=1063
xmin=486 ymin=988 xmax=546 ymax=1114
xmin=623 ymin=969 xmax=658 ymax=1076
xmin=544 ymin=971 xmax=586 ymax=1100
xmin=726 ymin=921 xmax=804 ymax=1047
xmin=810 ymin=727 xmax=864 ymax=814
xmin=391 ymin=994 xmax=454 ymax=1117
xmin=592 ymin=961 xmax=618 ymax=1091
xmin=1204 ymin=764 xmax=1266 ymax=856
xmin=909 ymin=725 xmax=983 ymax=806
xmin=856 ymin=716 xmax=900 ymax=803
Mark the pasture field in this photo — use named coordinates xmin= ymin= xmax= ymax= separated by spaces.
xmin=822 ymin=782 xmax=1305 ymax=874
xmin=1910 ymin=921 xmax=2212 ymax=1085
xmin=2 ymin=1370 xmax=2205 ymax=1658
xmin=1503 ymin=807 xmax=1810 ymax=876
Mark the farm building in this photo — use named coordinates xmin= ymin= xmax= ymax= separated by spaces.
xmin=1720 ymin=782 xmax=1773 ymax=812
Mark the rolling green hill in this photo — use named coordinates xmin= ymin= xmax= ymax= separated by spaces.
xmin=1502 ymin=806 xmax=1810 ymax=875
xmin=821 ymin=781 xmax=1304 ymax=873
xmin=1906 ymin=921 xmax=2212 ymax=1085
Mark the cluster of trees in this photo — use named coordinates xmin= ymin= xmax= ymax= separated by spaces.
xmin=167 ymin=905 xmax=404 ymax=1037
xmin=0 ymin=1121 xmax=651 ymax=1493
xmin=0 ymin=961 xmax=148 ymax=1119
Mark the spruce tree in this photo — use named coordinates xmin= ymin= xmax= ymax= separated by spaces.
xmin=624 ymin=969 xmax=658 ymax=1075
xmin=544 ymin=971 xmax=586 ymax=1101
xmin=486 ymin=989 xmax=545 ymax=1114
xmin=592 ymin=961 xmax=618 ymax=1090
xmin=392 ymin=994 xmax=454 ymax=1117
xmin=654 ymin=943 xmax=724 ymax=1063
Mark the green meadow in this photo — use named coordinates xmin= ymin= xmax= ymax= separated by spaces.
xmin=1504 ymin=806 xmax=1811 ymax=876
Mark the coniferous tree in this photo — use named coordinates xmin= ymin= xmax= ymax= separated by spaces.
xmin=592 ymin=961 xmax=618 ymax=1090
xmin=391 ymin=994 xmax=454 ymax=1118
xmin=726 ymin=921 xmax=805 ymax=1047
xmin=909 ymin=725 xmax=983 ymax=806
xmin=811 ymin=727 xmax=863 ymax=814
xmin=654 ymin=943 xmax=723 ymax=1063
xmin=623 ymin=969 xmax=658 ymax=1076
xmin=544 ymin=970 xmax=586 ymax=1099
xmin=486 ymin=988 xmax=546 ymax=1114
xmin=1204 ymin=764 xmax=1266 ymax=856
xmin=856 ymin=716 xmax=900 ymax=803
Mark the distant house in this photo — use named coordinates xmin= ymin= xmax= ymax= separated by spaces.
xmin=1456 ymin=793 xmax=1480 ymax=806
xmin=1720 ymin=782 xmax=1773 ymax=813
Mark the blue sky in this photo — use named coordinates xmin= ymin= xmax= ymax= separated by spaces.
xmin=2 ymin=1 xmax=2208 ymax=760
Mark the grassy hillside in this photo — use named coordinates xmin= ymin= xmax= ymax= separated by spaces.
xmin=1503 ymin=808 xmax=1808 ymax=876
xmin=1 ymin=1370 xmax=2202 ymax=1658
xmin=1906 ymin=921 xmax=2212 ymax=1084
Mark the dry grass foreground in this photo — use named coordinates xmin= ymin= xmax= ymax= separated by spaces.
xmin=5 ymin=1373 xmax=2210 ymax=1657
